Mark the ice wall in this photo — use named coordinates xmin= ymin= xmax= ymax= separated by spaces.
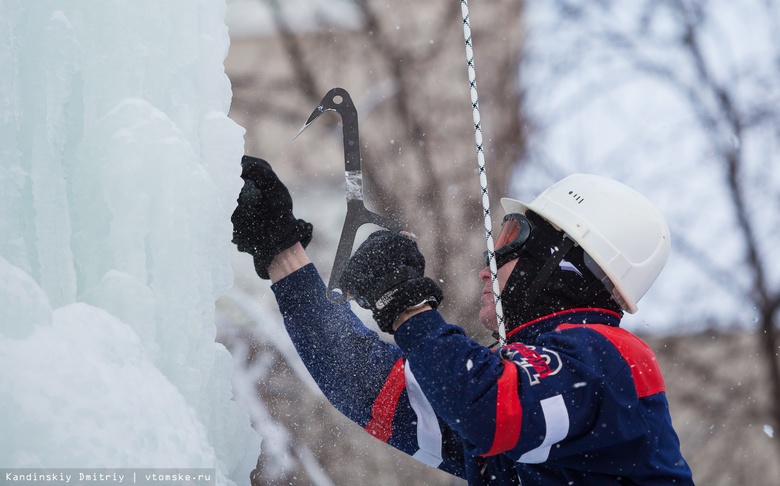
xmin=0 ymin=0 xmax=253 ymax=481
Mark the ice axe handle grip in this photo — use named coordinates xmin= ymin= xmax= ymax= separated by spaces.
xmin=327 ymin=200 xmax=405 ymax=303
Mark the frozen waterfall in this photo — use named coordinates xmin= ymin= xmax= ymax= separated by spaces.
xmin=0 ymin=1 xmax=255 ymax=483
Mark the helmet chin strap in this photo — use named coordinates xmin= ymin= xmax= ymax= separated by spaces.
xmin=490 ymin=235 xmax=575 ymax=343
xmin=523 ymin=236 xmax=576 ymax=306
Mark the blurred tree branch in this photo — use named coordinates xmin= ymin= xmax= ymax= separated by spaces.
xmin=540 ymin=0 xmax=780 ymax=480
xmin=230 ymin=0 xmax=526 ymax=335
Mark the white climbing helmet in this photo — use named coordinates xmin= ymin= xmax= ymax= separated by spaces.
xmin=501 ymin=174 xmax=670 ymax=313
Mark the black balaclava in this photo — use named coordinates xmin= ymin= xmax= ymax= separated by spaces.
xmin=500 ymin=211 xmax=622 ymax=342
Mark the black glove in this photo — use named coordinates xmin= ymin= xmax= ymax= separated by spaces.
xmin=338 ymin=231 xmax=443 ymax=333
xmin=231 ymin=156 xmax=313 ymax=279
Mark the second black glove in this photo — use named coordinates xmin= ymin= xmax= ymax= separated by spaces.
xmin=338 ymin=231 xmax=443 ymax=333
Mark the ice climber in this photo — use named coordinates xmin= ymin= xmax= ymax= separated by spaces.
xmin=231 ymin=155 xmax=694 ymax=485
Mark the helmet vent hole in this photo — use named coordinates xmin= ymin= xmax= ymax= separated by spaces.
xmin=568 ymin=191 xmax=585 ymax=204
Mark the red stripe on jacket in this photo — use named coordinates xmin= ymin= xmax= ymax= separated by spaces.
xmin=558 ymin=324 xmax=665 ymax=398
xmin=364 ymin=358 xmax=406 ymax=442
xmin=484 ymin=360 xmax=523 ymax=455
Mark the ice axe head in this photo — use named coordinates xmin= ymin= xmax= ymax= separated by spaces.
xmin=294 ymin=87 xmax=355 ymax=140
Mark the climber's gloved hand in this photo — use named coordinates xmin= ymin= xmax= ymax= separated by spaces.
xmin=231 ymin=156 xmax=313 ymax=279
xmin=338 ymin=230 xmax=443 ymax=333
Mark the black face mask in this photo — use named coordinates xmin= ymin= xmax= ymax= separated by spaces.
xmin=499 ymin=211 xmax=622 ymax=342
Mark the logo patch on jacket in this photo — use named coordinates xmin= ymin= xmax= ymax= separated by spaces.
xmin=501 ymin=344 xmax=563 ymax=385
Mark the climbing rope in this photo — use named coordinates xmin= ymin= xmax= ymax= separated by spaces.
xmin=459 ymin=0 xmax=506 ymax=345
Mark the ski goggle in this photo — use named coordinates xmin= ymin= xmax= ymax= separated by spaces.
xmin=483 ymin=213 xmax=533 ymax=268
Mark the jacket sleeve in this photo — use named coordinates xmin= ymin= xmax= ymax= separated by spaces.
xmin=393 ymin=310 xmax=677 ymax=474
xmin=271 ymin=263 xmax=466 ymax=478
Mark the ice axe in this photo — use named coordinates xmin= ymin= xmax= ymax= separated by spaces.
xmin=295 ymin=87 xmax=405 ymax=303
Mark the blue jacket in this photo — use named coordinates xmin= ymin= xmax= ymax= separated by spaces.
xmin=272 ymin=264 xmax=694 ymax=485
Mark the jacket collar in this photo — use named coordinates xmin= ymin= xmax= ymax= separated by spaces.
xmin=505 ymin=308 xmax=622 ymax=344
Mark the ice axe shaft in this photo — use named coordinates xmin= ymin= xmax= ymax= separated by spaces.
xmin=296 ymin=87 xmax=405 ymax=302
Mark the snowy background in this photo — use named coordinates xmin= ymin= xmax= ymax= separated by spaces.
xmin=220 ymin=2 xmax=780 ymax=482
